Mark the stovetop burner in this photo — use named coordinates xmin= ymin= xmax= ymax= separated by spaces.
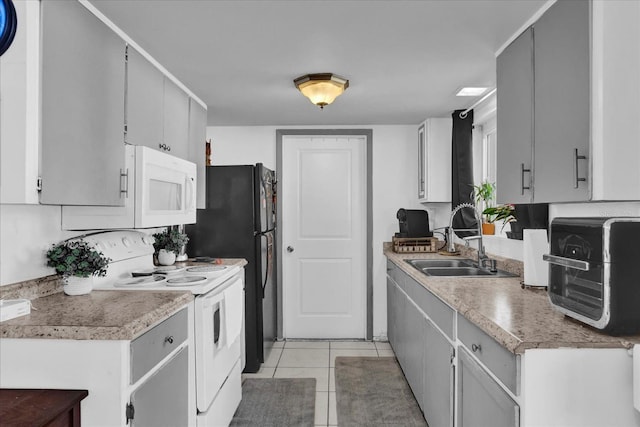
xmin=185 ymin=265 xmax=229 ymax=276
xmin=166 ymin=276 xmax=208 ymax=286
xmin=115 ymin=275 xmax=167 ymax=287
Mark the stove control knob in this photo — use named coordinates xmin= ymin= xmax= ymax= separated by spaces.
xmin=142 ymin=236 xmax=153 ymax=246
xmin=122 ymin=237 xmax=131 ymax=247
xmin=95 ymin=242 xmax=105 ymax=251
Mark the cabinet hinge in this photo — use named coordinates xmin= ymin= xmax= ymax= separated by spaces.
xmin=126 ymin=402 xmax=135 ymax=424
xmin=36 ymin=176 xmax=42 ymax=192
xmin=120 ymin=169 xmax=129 ymax=198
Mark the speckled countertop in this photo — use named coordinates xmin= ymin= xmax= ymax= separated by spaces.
xmin=385 ymin=245 xmax=640 ymax=353
xmin=0 ymin=290 xmax=192 ymax=340
xmin=0 ymin=258 xmax=247 ymax=340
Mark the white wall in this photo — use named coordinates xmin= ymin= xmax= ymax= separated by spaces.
xmin=0 ymin=204 xmax=83 ymax=285
xmin=208 ymin=124 xmax=440 ymax=339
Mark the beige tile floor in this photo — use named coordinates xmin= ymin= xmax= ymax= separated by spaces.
xmin=242 ymin=340 xmax=395 ymax=427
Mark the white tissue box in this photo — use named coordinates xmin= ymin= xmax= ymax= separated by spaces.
xmin=0 ymin=299 xmax=31 ymax=322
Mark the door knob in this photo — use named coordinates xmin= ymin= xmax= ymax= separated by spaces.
xmin=287 ymin=246 xmax=294 ymax=253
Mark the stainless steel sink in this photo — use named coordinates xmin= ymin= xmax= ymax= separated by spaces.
xmin=405 ymin=259 xmax=516 ymax=278
xmin=405 ymin=259 xmax=475 ymax=269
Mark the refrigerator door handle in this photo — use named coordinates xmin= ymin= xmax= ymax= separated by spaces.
xmin=261 ymin=234 xmax=274 ymax=298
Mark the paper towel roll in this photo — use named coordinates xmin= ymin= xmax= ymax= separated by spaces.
xmin=634 ymin=345 xmax=640 ymax=412
xmin=523 ymin=229 xmax=549 ymax=287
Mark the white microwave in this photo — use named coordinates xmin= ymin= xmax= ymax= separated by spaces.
xmin=62 ymin=145 xmax=196 ymax=230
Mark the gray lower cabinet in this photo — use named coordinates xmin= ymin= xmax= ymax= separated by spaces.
xmin=129 ymin=347 xmax=189 ymax=427
xmin=387 ymin=265 xmax=454 ymax=426
xmin=40 ymin=0 xmax=126 ymax=206
xmin=457 ymin=346 xmax=519 ymax=427
xmin=423 ymin=319 xmax=454 ymax=427
xmin=129 ymin=308 xmax=189 ymax=426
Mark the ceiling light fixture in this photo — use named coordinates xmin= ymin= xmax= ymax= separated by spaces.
xmin=455 ymin=87 xmax=489 ymax=97
xmin=293 ymin=73 xmax=349 ymax=109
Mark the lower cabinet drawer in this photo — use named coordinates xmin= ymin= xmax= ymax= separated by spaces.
xmin=457 ymin=313 xmax=519 ymax=395
xmin=131 ymin=307 xmax=188 ymax=384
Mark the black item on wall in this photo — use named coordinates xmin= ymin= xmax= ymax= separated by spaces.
xmin=186 ymin=164 xmax=277 ymax=373
xmin=451 ymin=109 xmax=477 ymax=237
xmin=0 ymin=0 xmax=17 ymax=57
xmin=396 ymin=209 xmax=432 ymax=238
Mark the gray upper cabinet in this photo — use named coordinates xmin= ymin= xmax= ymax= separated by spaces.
xmin=496 ymin=0 xmax=590 ymax=204
xmin=496 ymin=28 xmax=534 ymax=204
xmin=533 ymin=0 xmax=590 ymax=202
xmin=126 ymin=47 xmax=164 ymax=151
xmin=188 ymin=98 xmax=207 ymax=209
xmin=40 ymin=0 xmax=126 ymax=206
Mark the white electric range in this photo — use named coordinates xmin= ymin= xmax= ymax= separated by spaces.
xmin=85 ymin=230 xmax=244 ymax=427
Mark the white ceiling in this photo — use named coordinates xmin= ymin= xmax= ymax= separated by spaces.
xmin=90 ymin=0 xmax=547 ymax=126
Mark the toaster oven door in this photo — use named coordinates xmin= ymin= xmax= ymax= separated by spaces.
xmin=547 ymin=258 xmax=605 ymax=322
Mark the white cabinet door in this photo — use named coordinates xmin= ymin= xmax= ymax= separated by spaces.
xmin=418 ymin=118 xmax=452 ymax=202
xmin=0 ymin=0 xmax=39 ymax=204
xmin=126 ymin=46 xmax=164 ymax=151
xmin=496 ymin=28 xmax=534 ymax=205
xmin=163 ymin=78 xmax=190 ymax=159
xmin=188 ymin=98 xmax=207 ymax=209
xmin=40 ymin=0 xmax=126 ymax=206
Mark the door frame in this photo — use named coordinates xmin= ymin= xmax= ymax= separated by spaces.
xmin=276 ymin=129 xmax=373 ymax=340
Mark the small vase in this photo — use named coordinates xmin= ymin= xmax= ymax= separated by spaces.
xmin=481 ymin=223 xmax=495 ymax=235
xmin=63 ymin=275 xmax=93 ymax=296
xmin=158 ymin=249 xmax=176 ymax=266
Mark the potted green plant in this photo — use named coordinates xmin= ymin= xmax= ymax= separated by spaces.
xmin=46 ymin=239 xmax=111 ymax=295
xmin=471 ymin=181 xmax=496 ymax=235
xmin=152 ymin=229 xmax=189 ymax=266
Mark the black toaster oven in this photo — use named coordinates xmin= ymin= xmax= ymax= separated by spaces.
xmin=543 ymin=217 xmax=640 ymax=335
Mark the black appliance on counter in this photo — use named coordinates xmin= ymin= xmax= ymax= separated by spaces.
xmin=395 ymin=209 xmax=432 ymax=238
xmin=186 ymin=164 xmax=276 ymax=373
xmin=543 ymin=217 xmax=640 ymax=335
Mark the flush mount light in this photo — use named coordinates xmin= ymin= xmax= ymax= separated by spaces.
xmin=455 ymin=87 xmax=489 ymax=97
xmin=293 ymin=73 xmax=349 ymax=109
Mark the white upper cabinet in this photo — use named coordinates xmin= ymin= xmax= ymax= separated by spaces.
xmin=0 ymin=0 xmax=39 ymax=204
xmin=497 ymin=0 xmax=640 ymax=204
xmin=590 ymin=0 xmax=640 ymax=200
xmin=126 ymin=47 xmax=190 ymax=159
xmin=126 ymin=46 xmax=164 ymax=151
xmin=162 ymin=78 xmax=190 ymax=159
xmin=40 ymin=0 xmax=127 ymax=206
xmin=188 ymin=98 xmax=207 ymax=209
xmin=418 ymin=118 xmax=452 ymax=202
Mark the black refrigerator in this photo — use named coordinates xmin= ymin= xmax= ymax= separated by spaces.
xmin=186 ymin=164 xmax=276 ymax=373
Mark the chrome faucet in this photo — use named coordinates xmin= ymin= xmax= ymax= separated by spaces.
xmin=447 ymin=203 xmax=497 ymax=272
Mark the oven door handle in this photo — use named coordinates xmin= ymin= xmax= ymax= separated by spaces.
xmin=201 ymin=290 xmax=225 ymax=309
xmin=542 ymin=254 xmax=590 ymax=271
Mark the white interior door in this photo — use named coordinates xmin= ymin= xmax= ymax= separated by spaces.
xmin=282 ymin=135 xmax=366 ymax=339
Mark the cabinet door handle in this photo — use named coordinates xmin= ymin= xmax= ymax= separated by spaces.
xmin=573 ymin=148 xmax=587 ymax=188
xmin=165 ymin=336 xmax=174 ymax=344
xmin=520 ymin=163 xmax=531 ymax=195
xmin=120 ymin=169 xmax=129 ymax=198
xmin=471 ymin=343 xmax=481 ymax=353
